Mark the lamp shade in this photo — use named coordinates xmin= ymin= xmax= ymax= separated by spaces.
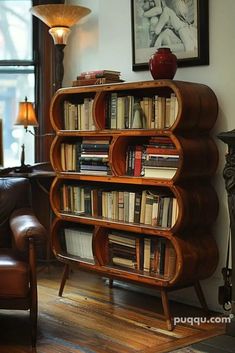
xmin=15 ymin=98 xmax=38 ymax=128
xmin=30 ymin=4 xmax=91 ymax=29
xmin=49 ymin=27 xmax=71 ymax=45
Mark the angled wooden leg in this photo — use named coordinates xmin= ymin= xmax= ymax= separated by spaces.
xmin=59 ymin=263 xmax=70 ymax=297
xmin=194 ymin=281 xmax=209 ymax=313
xmin=161 ymin=288 xmax=174 ymax=331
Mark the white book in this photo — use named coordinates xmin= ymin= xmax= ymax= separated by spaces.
xmin=128 ymin=192 xmax=135 ymax=223
xmin=171 ymin=198 xmax=179 ymax=227
xmin=170 ymin=93 xmax=178 ymax=126
xmin=143 ymin=166 xmax=177 ymax=179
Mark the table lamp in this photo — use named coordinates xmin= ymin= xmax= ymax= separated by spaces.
xmin=14 ymin=97 xmax=38 ymax=172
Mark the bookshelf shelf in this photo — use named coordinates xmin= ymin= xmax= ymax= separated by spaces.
xmin=50 ymin=80 xmax=219 ymax=330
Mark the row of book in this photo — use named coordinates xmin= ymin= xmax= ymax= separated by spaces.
xmin=64 ymin=98 xmax=95 ymax=130
xmin=105 ymin=93 xmax=178 ymax=130
xmin=61 ymin=138 xmax=110 ymax=174
xmin=62 ymin=92 xmax=178 ymax=131
xmin=60 ymin=185 xmax=178 ymax=228
xmin=126 ymin=136 xmax=179 ymax=179
xmin=108 ymin=231 xmax=176 ymax=278
xmin=63 ymin=227 xmax=94 ymax=263
xmin=72 ymin=69 xmax=123 ymax=87
xmin=61 ymin=227 xmax=176 ymax=278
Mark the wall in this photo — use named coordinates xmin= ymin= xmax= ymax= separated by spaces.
xmin=63 ymin=0 xmax=235 ymax=312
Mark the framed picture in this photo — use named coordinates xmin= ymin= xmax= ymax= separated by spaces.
xmin=131 ymin=0 xmax=209 ymax=70
xmin=0 ymin=119 xmax=3 ymax=167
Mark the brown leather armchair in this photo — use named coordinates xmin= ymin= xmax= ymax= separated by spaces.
xmin=0 ymin=177 xmax=46 ymax=347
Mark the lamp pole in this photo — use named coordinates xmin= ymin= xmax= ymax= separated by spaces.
xmin=54 ymin=44 xmax=66 ymax=91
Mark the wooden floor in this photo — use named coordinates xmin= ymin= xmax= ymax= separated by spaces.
xmin=0 ymin=265 xmax=225 ymax=353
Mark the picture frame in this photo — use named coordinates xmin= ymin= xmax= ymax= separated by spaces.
xmin=131 ymin=0 xmax=209 ymax=70
xmin=0 ymin=119 xmax=3 ymax=167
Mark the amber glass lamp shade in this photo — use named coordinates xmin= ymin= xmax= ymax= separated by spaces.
xmin=15 ymin=98 xmax=38 ymax=129
xmin=30 ymin=4 xmax=91 ymax=45
xmin=49 ymin=27 xmax=71 ymax=45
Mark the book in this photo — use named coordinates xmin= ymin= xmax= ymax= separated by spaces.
xmin=118 ymin=191 xmax=124 ymax=221
xmin=128 ymin=192 xmax=135 ymax=223
xmin=144 ymin=193 xmax=154 ymax=225
xmin=134 ymin=145 xmax=143 ymax=177
xmin=143 ymin=238 xmax=151 ymax=271
xmin=64 ymin=227 xmax=94 ymax=262
xmin=110 ymin=92 xmax=118 ymax=129
xmin=143 ymin=166 xmax=177 ymax=179
xmin=145 ymin=147 xmax=178 ymax=155
xmin=79 ymin=69 xmax=121 ymax=78
xmin=164 ymin=241 xmax=176 ymax=278
xmin=158 ymin=239 xmax=166 ymax=275
xmin=112 ymin=257 xmax=137 ymax=269
xmin=72 ymin=77 xmax=123 ymax=86
xmin=117 ymin=96 xmax=125 ymax=129
xmin=134 ymin=192 xmax=142 ymax=223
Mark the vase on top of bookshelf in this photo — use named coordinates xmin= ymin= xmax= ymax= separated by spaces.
xmin=149 ymin=47 xmax=177 ymax=80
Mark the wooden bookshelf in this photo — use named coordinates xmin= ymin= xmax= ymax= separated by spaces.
xmin=50 ymin=80 xmax=219 ymax=330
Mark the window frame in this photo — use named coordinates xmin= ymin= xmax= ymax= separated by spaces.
xmin=0 ymin=0 xmax=64 ymax=165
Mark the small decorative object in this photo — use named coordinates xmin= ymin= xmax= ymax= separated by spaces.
xmin=149 ymin=47 xmax=177 ymax=80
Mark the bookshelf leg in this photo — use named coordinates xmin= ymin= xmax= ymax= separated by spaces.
xmin=161 ymin=289 xmax=173 ymax=331
xmin=58 ymin=263 xmax=70 ymax=297
xmin=194 ymin=281 xmax=209 ymax=313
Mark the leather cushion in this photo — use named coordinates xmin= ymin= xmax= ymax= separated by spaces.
xmin=0 ymin=250 xmax=29 ymax=298
xmin=0 ymin=178 xmax=31 ymax=247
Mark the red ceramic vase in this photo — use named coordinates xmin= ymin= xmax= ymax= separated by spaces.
xmin=149 ymin=47 xmax=177 ymax=80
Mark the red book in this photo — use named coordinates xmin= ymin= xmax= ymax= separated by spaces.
xmin=145 ymin=147 xmax=178 ymax=155
xmin=134 ymin=145 xmax=143 ymax=176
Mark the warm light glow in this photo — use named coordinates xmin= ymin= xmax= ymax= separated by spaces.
xmin=49 ymin=27 xmax=71 ymax=45
xmin=30 ymin=4 xmax=91 ymax=45
xmin=15 ymin=97 xmax=38 ymax=128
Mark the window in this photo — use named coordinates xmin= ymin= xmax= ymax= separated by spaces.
xmin=0 ymin=0 xmax=35 ymax=167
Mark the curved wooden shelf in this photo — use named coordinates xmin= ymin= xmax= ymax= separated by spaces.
xmin=51 ymin=218 xmax=218 ymax=288
xmin=51 ymin=133 xmax=218 ymax=181
xmin=50 ymin=80 xmax=218 ymax=134
xmin=50 ymin=176 xmax=218 ymax=233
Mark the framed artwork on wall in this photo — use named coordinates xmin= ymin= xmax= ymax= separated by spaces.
xmin=131 ymin=0 xmax=209 ymax=71
xmin=0 ymin=119 xmax=3 ymax=167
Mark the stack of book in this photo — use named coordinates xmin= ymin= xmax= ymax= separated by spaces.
xmin=142 ymin=137 xmax=179 ymax=179
xmin=72 ymin=69 xmax=123 ymax=86
xmin=108 ymin=231 xmax=138 ymax=269
xmin=79 ymin=137 xmax=111 ymax=175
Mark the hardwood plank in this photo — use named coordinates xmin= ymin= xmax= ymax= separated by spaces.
xmin=0 ymin=266 xmax=225 ymax=352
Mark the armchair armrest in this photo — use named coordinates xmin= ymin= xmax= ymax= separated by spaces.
xmin=9 ymin=208 xmax=46 ymax=252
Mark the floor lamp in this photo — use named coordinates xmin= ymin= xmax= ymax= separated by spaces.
xmin=30 ymin=4 xmax=91 ymax=91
